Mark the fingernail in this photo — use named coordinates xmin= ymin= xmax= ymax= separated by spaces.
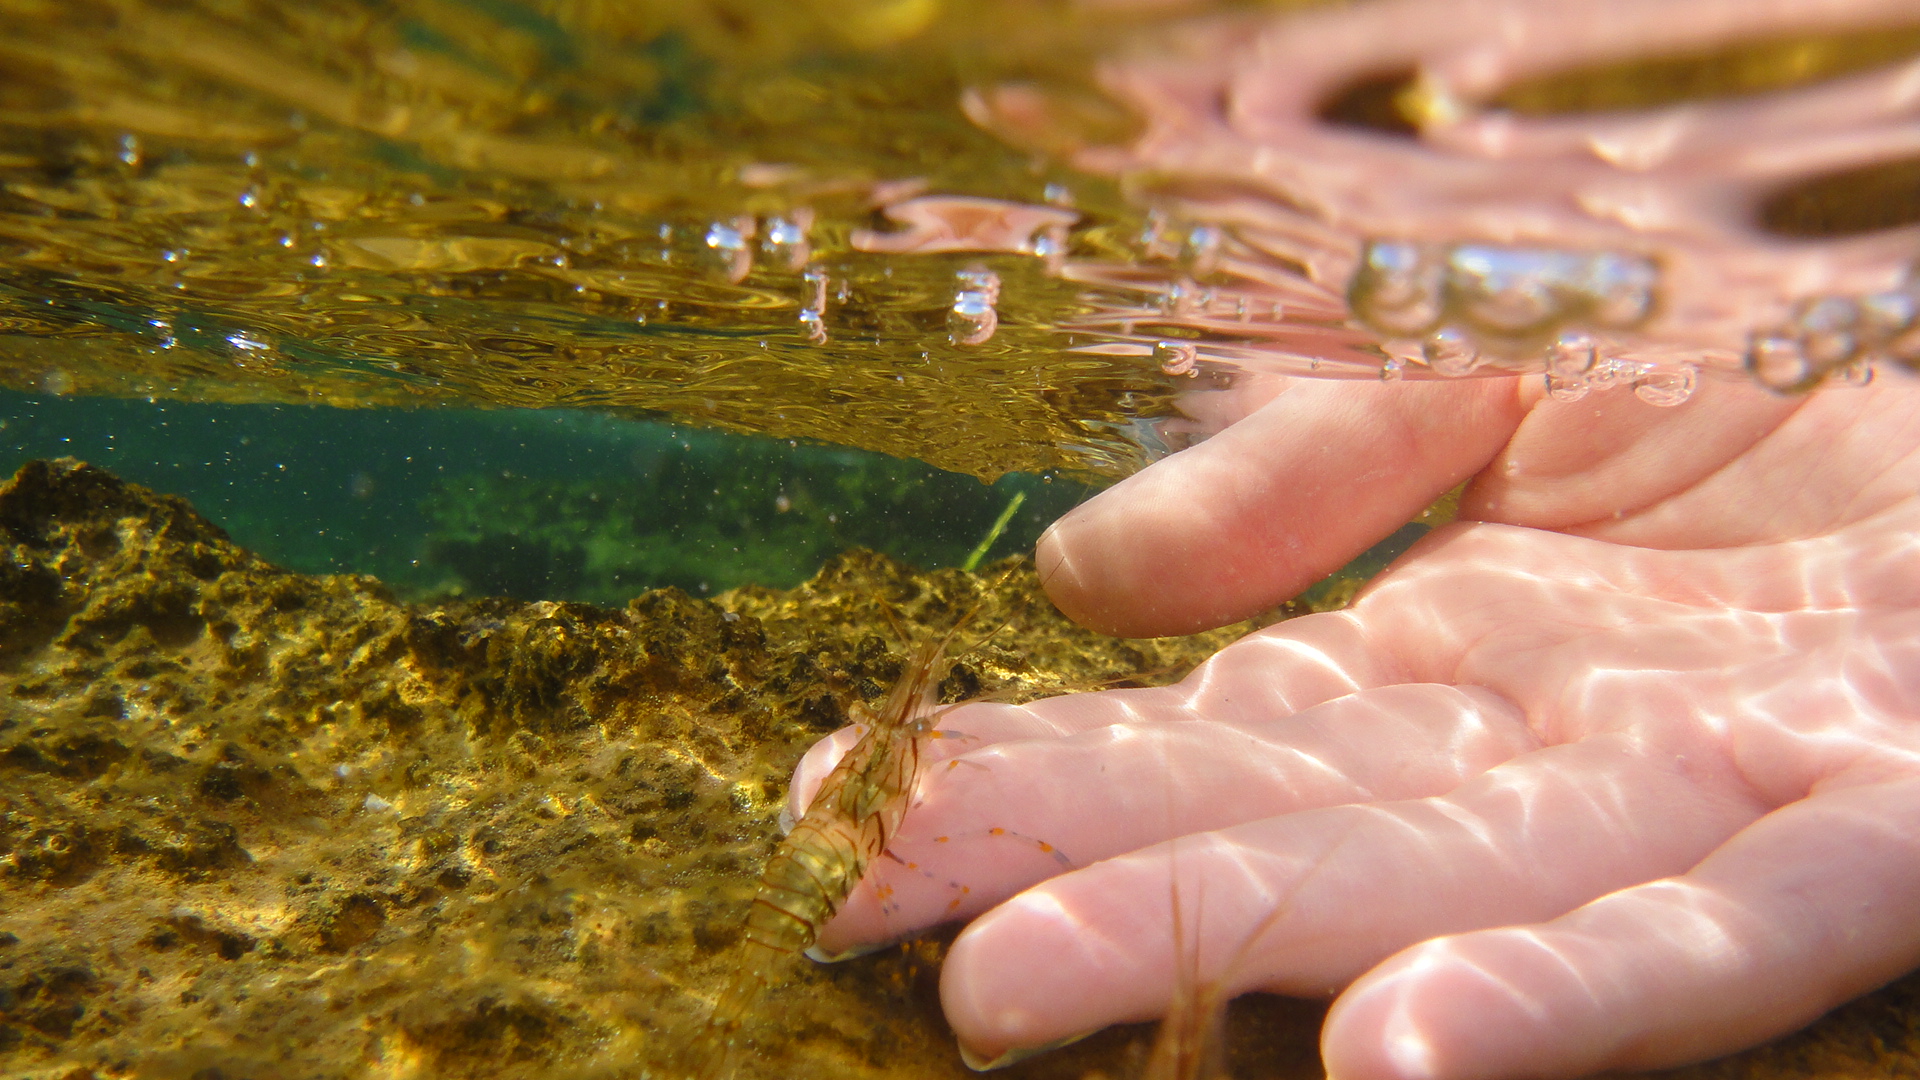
xmin=958 ymin=1030 xmax=1095 ymax=1071
xmin=803 ymin=940 xmax=891 ymax=963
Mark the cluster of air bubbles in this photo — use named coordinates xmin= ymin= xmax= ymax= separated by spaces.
xmin=1533 ymin=331 xmax=1696 ymax=406
xmin=949 ymin=265 xmax=1002 ymax=346
xmin=1746 ymin=277 xmax=1920 ymax=392
xmin=118 ymin=134 xmax=140 ymax=168
xmin=1351 ymin=239 xmax=1658 ymax=362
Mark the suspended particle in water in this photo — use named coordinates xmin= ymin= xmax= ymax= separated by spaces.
xmin=1633 ymin=364 xmax=1696 ymax=407
xmin=1154 ymin=340 xmax=1199 ymax=376
xmin=1351 ymin=240 xmax=1445 ymax=337
xmin=1422 ymin=328 xmax=1479 ymax=377
xmin=118 ymin=134 xmax=140 ymax=167
xmin=1043 ymin=183 xmax=1072 ymax=207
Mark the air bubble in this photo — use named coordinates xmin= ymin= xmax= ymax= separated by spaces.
xmin=1351 ymin=240 xmax=1445 ymax=337
xmin=705 ymin=217 xmax=754 ymax=283
xmin=1839 ymin=357 xmax=1876 ymax=386
xmin=1154 ymin=340 xmax=1198 ymax=376
xmin=1633 ymin=365 xmax=1696 ymax=407
xmin=1545 ymin=332 xmax=1597 ymax=378
xmin=949 ymin=266 xmax=1001 ymax=346
xmin=1447 ymin=246 xmax=1574 ymax=337
xmin=1544 ymin=371 xmax=1590 ymax=402
xmin=1748 ymin=332 xmax=1813 ymax=392
xmin=762 ymin=212 xmax=812 ymax=270
xmin=1422 ymin=329 xmax=1479 ymax=376
xmin=1182 ymin=225 xmax=1222 ymax=276
xmin=1794 ymin=297 xmax=1860 ymax=370
xmin=799 ymin=307 xmax=827 ymax=345
xmin=1583 ymin=252 xmax=1658 ymax=327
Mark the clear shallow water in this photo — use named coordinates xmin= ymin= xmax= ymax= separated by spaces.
xmin=0 ymin=389 xmax=1088 ymax=603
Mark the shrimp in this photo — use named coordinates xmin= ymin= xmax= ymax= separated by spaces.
xmin=685 ymin=631 xmax=957 ymax=1080
xmin=1140 ymin=850 xmax=1294 ymax=1080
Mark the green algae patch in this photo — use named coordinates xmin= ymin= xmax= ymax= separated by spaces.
xmin=2 ymin=458 xmax=1918 ymax=1080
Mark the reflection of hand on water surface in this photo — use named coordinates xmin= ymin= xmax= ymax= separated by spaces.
xmin=793 ymin=371 xmax=1920 ymax=1078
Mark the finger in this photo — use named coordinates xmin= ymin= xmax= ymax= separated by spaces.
xmin=1322 ymin=774 xmax=1920 ymax=1080
xmin=812 ymin=683 xmax=1541 ymax=955
xmin=1038 ymin=377 xmax=1524 ymax=637
xmin=789 ymin=608 xmax=1420 ymax=820
xmin=1462 ymin=372 xmax=1800 ymax=534
xmin=937 ymin=733 xmax=1765 ymax=1062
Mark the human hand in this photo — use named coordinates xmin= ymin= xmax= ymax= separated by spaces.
xmin=791 ymin=372 xmax=1920 ymax=1079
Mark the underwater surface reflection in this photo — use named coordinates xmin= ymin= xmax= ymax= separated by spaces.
xmin=7 ymin=0 xmax=1920 ymax=1079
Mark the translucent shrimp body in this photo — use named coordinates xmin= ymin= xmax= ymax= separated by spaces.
xmin=689 ymin=636 xmax=951 ymax=1079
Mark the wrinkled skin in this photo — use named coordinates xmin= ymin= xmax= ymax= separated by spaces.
xmin=792 ymin=370 xmax=1920 ymax=1079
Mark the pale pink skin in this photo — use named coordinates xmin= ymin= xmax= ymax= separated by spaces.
xmin=849 ymin=195 xmax=1079 ymax=255
xmin=790 ymin=369 xmax=1920 ymax=1078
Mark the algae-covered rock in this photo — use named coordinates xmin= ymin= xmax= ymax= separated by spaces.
xmin=2 ymin=459 xmax=1918 ymax=1080
xmin=0 ymin=457 xmax=1285 ymax=1080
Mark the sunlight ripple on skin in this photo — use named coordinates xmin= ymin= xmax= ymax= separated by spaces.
xmin=785 ymin=367 xmax=1920 ymax=1080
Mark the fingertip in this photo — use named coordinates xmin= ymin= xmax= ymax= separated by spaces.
xmin=1321 ymin=934 xmax=1598 ymax=1080
xmin=940 ymin=889 xmax=1139 ymax=1062
xmin=1036 ymin=378 xmax=1525 ymax=638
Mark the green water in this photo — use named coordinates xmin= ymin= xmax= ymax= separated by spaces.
xmin=0 ymin=389 xmax=1090 ymax=604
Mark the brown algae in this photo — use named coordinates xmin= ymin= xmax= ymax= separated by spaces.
xmin=4 ymin=458 xmax=1920 ymax=1079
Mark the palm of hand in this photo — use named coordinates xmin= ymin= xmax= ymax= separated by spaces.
xmin=794 ymin=375 xmax=1920 ymax=1080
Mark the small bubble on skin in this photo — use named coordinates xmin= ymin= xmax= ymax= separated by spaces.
xmin=1422 ymin=328 xmax=1479 ymax=377
xmin=1748 ymin=331 xmax=1814 ymax=392
xmin=1633 ymin=364 xmax=1697 ymax=407
xmin=1380 ymin=353 xmax=1406 ymax=381
xmin=1544 ymin=370 xmax=1590 ymax=402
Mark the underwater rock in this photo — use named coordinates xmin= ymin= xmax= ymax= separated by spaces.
xmin=1 ymin=458 xmax=1916 ymax=1080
